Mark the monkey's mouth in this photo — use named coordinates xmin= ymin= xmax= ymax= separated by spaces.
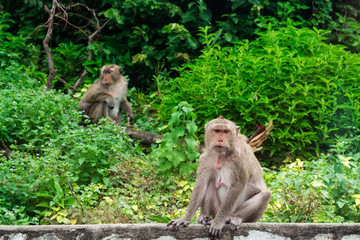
xmin=214 ymin=145 xmax=226 ymax=151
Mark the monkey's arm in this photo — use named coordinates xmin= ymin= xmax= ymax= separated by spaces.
xmin=167 ymin=166 xmax=210 ymax=231
xmin=120 ymin=98 xmax=134 ymax=121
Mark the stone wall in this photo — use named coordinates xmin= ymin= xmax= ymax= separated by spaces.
xmin=1 ymin=223 xmax=360 ymax=240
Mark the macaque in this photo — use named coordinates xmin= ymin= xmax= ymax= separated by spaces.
xmin=78 ymin=64 xmax=134 ymax=124
xmin=167 ymin=116 xmax=271 ymax=238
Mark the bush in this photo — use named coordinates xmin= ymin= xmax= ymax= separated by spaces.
xmin=264 ymin=135 xmax=360 ymax=222
xmin=0 ymin=68 xmax=81 ymax=149
xmin=0 ymin=65 xmax=143 ymax=224
xmin=155 ymin=25 xmax=360 ymax=162
xmin=151 ymin=101 xmax=200 ymax=177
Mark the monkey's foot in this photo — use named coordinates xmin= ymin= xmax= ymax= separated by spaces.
xmin=167 ymin=219 xmax=190 ymax=231
xmin=197 ymin=215 xmax=212 ymax=225
xmin=228 ymin=216 xmax=242 ymax=230
xmin=209 ymin=220 xmax=224 ymax=239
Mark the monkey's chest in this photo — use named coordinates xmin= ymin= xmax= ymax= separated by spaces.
xmin=109 ymin=82 xmax=127 ymax=99
xmin=215 ymin=168 xmax=230 ymax=189
xmin=109 ymin=98 xmax=121 ymax=117
xmin=108 ymin=82 xmax=127 ymax=117
xmin=215 ymin=168 xmax=230 ymax=201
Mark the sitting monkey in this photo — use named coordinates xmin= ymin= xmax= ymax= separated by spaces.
xmin=79 ymin=64 xmax=134 ymax=124
xmin=168 ymin=116 xmax=271 ymax=238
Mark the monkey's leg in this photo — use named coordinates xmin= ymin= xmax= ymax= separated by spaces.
xmin=230 ymin=189 xmax=271 ymax=229
xmin=88 ymin=102 xmax=108 ymax=123
xmin=105 ymin=96 xmax=115 ymax=110
xmin=197 ymin=184 xmax=219 ymax=225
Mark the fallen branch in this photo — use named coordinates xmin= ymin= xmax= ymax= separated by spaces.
xmin=248 ymin=120 xmax=273 ymax=152
xmin=0 ymin=140 xmax=12 ymax=159
xmin=124 ymin=120 xmax=274 ymax=152
xmin=125 ymin=127 xmax=163 ymax=145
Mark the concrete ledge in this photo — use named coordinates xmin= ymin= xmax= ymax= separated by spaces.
xmin=1 ymin=223 xmax=360 ymax=240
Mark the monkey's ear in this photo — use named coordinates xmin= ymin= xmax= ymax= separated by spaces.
xmin=100 ymin=66 xmax=105 ymax=74
xmin=119 ymin=66 xmax=123 ymax=74
xmin=236 ymin=126 xmax=240 ymax=136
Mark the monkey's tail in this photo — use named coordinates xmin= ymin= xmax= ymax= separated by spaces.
xmin=247 ymin=120 xmax=273 ymax=152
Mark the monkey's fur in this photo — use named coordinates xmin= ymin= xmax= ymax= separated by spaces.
xmin=78 ymin=64 xmax=134 ymax=124
xmin=168 ymin=116 xmax=271 ymax=238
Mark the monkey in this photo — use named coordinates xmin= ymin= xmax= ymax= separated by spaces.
xmin=78 ymin=64 xmax=134 ymax=124
xmin=167 ymin=116 xmax=271 ymax=239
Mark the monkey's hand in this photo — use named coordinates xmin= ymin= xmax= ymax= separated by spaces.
xmin=167 ymin=219 xmax=190 ymax=232
xmin=128 ymin=114 xmax=134 ymax=122
xmin=108 ymin=104 xmax=114 ymax=110
xmin=228 ymin=216 xmax=242 ymax=230
xmin=209 ymin=220 xmax=224 ymax=239
xmin=197 ymin=215 xmax=211 ymax=225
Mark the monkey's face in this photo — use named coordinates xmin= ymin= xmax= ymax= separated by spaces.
xmin=214 ymin=126 xmax=233 ymax=152
xmin=205 ymin=116 xmax=239 ymax=153
xmin=100 ymin=65 xmax=123 ymax=86
xmin=205 ymin=125 xmax=236 ymax=153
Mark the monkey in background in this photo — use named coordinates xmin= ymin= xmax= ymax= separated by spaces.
xmin=167 ymin=116 xmax=271 ymax=239
xmin=78 ymin=64 xmax=134 ymax=124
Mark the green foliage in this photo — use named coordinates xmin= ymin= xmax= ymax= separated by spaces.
xmin=155 ymin=25 xmax=360 ymax=162
xmin=0 ymin=205 xmax=38 ymax=225
xmin=329 ymin=12 xmax=360 ymax=52
xmin=151 ymin=102 xmax=200 ymax=177
xmin=0 ymin=65 xmax=143 ymax=224
xmin=264 ymin=135 xmax=360 ymax=222
xmin=2 ymin=1 xmax=360 ymax=226
xmin=0 ymin=69 xmax=80 ymax=148
xmin=48 ymin=120 xmax=137 ymax=185
xmin=99 ymin=0 xmax=199 ymax=88
xmin=0 ymin=12 xmax=42 ymax=73
xmin=3 ymin=0 xmax=360 ymax=91
xmin=52 ymin=43 xmax=87 ymax=88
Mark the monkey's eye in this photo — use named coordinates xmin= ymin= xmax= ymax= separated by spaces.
xmin=104 ymin=70 xmax=112 ymax=74
xmin=214 ymin=129 xmax=221 ymax=133
xmin=223 ymin=130 xmax=230 ymax=134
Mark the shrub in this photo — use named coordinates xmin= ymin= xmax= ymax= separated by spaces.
xmin=151 ymin=101 xmax=200 ymax=177
xmin=0 ymin=65 xmax=143 ymax=224
xmin=264 ymin=135 xmax=360 ymax=222
xmin=0 ymin=69 xmax=81 ymax=149
xmin=155 ymin=25 xmax=360 ymax=162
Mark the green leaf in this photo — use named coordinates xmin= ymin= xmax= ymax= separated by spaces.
xmin=171 ymin=127 xmax=185 ymax=138
xmin=186 ymin=122 xmax=197 ymax=135
xmin=36 ymin=191 xmax=53 ymax=198
xmin=172 ymin=150 xmax=185 ymax=167
xmin=53 ymin=181 xmax=63 ymax=195
xmin=148 ymin=215 xmax=171 ymax=223
xmin=37 ymin=202 xmax=51 ymax=209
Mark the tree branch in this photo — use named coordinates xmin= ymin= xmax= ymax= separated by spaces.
xmin=72 ymin=18 xmax=111 ymax=91
xmin=43 ymin=0 xmax=57 ymax=91
xmin=48 ymin=165 xmax=89 ymax=222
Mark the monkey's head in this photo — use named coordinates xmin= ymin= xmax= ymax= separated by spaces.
xmin=204 ymin=116 xmax=240 ymax=153
xmin=100 ymin=64 xmax=123 ymax=86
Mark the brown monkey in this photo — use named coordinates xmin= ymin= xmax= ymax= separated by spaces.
xmin=78 ymin=64 xmax=134 ymax=124
xmin=167 ymin=116 xmax=271 ymax=238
